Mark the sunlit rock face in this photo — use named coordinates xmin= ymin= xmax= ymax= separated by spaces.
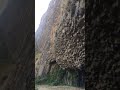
xmin=36 ymin=0 xmax=85 ymax=72
xmin=35 ymin=0 xmax=70 ymax=77
xmin=55 ymin=0 xmax=85 ymax=69
xmin=35 ymin=0 xmax=85 ymax=87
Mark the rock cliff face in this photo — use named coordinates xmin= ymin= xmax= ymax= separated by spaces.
xmin=55 ymin=0 xmax=85 ymax=69
xmin=0 ymin=0 xmax=34 ymax=90
xmin=35 ymin=0 xmax=85 ymax=87
xmin=35 ymin=0 xmax=70 ymax=77
xmin=85 ymin=0 xmax=120 ymax=89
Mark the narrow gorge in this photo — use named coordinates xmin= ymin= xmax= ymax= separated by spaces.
xmin=35 ymin=0 xmax=85 ymax=88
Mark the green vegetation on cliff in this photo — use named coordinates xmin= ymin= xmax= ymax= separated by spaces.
xmin=35 ymin=63 xmax=84 ymax=87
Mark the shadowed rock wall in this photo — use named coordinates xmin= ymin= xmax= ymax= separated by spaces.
xmin=86 ymin=0 xmax=120 ymax=89
xmin=0 ymin=0 xmax=34 ymax=90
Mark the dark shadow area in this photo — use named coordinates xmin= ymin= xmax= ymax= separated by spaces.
xmin=0 ymin=0 xmax=35 ymax=90
xmin=86 ymin=0 xmax=120 ymax=89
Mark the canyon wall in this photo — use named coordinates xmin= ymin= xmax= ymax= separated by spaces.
xmin=86 ymin=0 xmax=120 ymax=89
xmin=35 ymin=0 xmax=85 ymax=87
xmin=0 ymin=0 xmax=34 ymax=89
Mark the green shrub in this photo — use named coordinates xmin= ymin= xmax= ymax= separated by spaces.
xmin=35 ymin=66 xmax=66 ymax=86
xmin=35 ymin=65 xmax=84 ymax=87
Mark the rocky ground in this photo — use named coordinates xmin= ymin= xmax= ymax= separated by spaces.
xmin=36 ymin=85 xmax=85 ymax=90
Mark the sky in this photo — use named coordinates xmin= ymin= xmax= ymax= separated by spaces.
xmin=35 ymin=0 xmax=51 ymax=32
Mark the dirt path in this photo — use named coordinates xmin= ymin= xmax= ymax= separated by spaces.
xmin=36 ymin=85 xmax=85 ymax=90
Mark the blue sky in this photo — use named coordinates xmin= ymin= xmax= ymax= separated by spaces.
xmin=35 ymin=0 xmax=51 ymax=32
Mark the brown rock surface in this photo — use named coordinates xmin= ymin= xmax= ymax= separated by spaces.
xmin=35 ymin=0 xmax=85 ymax=87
